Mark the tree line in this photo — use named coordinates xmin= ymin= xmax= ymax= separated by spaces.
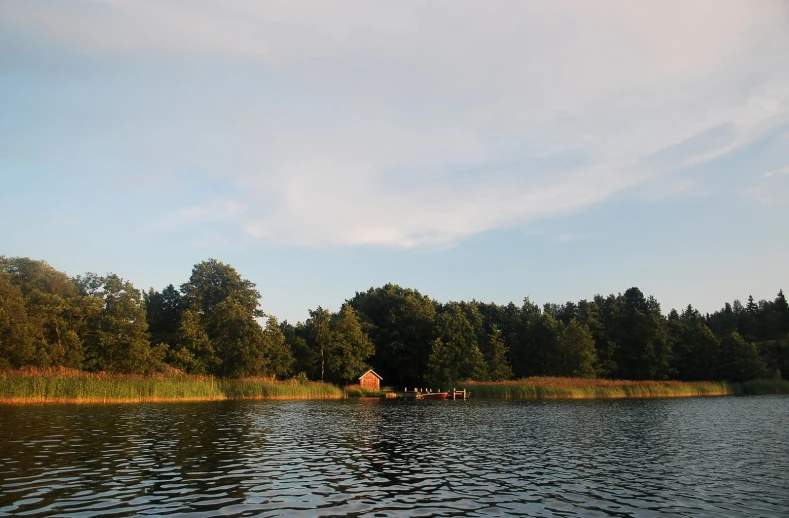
xmin=1 ymin=256 xmax=787 ymax=386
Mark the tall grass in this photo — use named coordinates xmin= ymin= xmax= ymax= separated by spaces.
xmin=342 ymin=384 xmax=394 ymax=397
xmin=458 ymin=377 xmax=738 ymax=399
xmin=220 ymin=377 xmax=344 ymax=399
xmin=0 ymin=368 xmax=344 ymax=404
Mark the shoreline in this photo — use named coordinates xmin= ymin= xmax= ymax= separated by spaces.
xmin=1 ymin=371 xmax=787 ymax=405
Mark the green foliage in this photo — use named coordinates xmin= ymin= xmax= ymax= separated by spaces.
xmin=349 ymin=284 xmax=436 ymax=386
xmin=176 ymin=259 xmax=280 ymax=378
xmin=426 ymin=304 xmax=488 ymax=386
xmin=0 ymin=271 xmax=32 ymax=368
xmin=76 ymin=273 xmax=158 ymax=374
xmin=719 ymin=332 xmax=766 ymax=382
xmin=260 ymin=316 xmax=295 ymax=379
xmin=304 ymin=306 xmax=332 ymax=381
xmin=2 ymin=255 xmax=787 ymax=389
xmin=0 ymin=257 xmax=90 ymax=369
xmin=556 ymin=319 xmax=598 ymax=377
xmin=484 ymin=326 xmax=514 ymax=381
xmin=326 ymin=304 xmax=374 ymax=384
xmin=609 ymin=288 xmax=672 ymax=380
xmin=144 ymin=284 xmax=183 ymax=348
xmin=671 ymin=319 xmax=720 ymax=380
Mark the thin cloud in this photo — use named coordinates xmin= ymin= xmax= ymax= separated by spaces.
xmin=2 ymin=1 xmax=788 ymax=247
xmin=765 ymin=166 xmax=789 ymax=178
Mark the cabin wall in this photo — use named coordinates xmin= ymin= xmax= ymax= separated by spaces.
xmin=360 ymin=373 xmax=380 ymax=389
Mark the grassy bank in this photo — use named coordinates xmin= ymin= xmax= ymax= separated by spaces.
xmin=3 ymin=370 xmax=787 ymax=404
xmin=456 ymin=377 xmax=789 ymax=399
xmin=0 ymin=368 xmax=344 ymax=404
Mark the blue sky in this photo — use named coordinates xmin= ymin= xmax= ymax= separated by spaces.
xmin=2 ymin=1 xmax=788 ymax=322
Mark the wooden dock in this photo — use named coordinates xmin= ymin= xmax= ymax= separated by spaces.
xmin=402 ymin=388 xmax=469 ymax=399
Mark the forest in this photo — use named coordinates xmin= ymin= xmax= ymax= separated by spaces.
xmin=1 ymin=256 xmax=787 ymax=387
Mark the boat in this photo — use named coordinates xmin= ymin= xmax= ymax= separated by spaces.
xmin=420 ymin=392 xmax=449 ymax=400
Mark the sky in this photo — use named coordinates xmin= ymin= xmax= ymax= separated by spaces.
xmin=1 ymin=0 xmax=788 ymax=323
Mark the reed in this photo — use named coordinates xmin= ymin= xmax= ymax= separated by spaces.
xmin=457 ymin=377 xmax=737 ymax=399
xmin=343 ymin=384 xmax=390 ymax=397
xmin=219 ymin=378 xmax=344 ymax=399
xmin=0 ymin=368 xmax=344 ymax=404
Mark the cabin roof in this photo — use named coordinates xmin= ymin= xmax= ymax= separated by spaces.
xmin=358 ymin=369 xmax=383 ymax=381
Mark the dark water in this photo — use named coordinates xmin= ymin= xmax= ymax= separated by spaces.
xmin=1 ymin=396 xmax=788 ymax=517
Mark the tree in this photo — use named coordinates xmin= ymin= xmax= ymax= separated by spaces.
xmin=260 ymin=316 xmax=295 ymax=379
xmin=672 ymin=320 xmax=720 ymax=380
xmin=746 ymin=295 xmax=758 ymax=315
xmin=426 ymin=304 xmax=487 ymax=386
xmin=76 ymin=273 xmax=158 ymax=373
xmin=522 ymin=312 xmax=562 ymax=376
xmin=210 ymin=298 xmax=268 ymax=377
xmin=181 ymin=259 xmax=262 ymax=319
xmin=0 ymin=271 xmax=33 ymax=368
xmin=144 ymin=284 xmax=183 ymax=348
xmin=775 ymin=290 xmax=789 ymax=335
xmin=325 ymin=304 xmax=374 ymax=384
xmin=178 ymin=259 xmax=269 ymax=377
xmin=611 ymin=288 xmax=672 ymax=380
xmin=170 ymin=309 xmax=215 ymax=374
xmin=485 ymin=325 xmax=514 ymax=381
xmin=0 ymin=257 xmax=88 ymax=368
xmin=304 ymin=307 xmax=332 ymax=381
xmin=509 ymin=297 xmax=543 ymax=377
xmin=280 ymin=320 xmax=315 ymax=379
xmin=719 ymin=332 xmax=766 ymax=382
xmin=555 ymin=319 xmax=598 ymax=378
xmin=349 ymin=284 xmax=436 ymax=386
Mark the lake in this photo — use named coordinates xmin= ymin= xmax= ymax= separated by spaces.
xmin=1 ymin=396 xmax=788 ymax=517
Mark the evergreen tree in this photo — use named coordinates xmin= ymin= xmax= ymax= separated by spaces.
xmin=305 ymin=306 xmax=332 ymax=381
xmin=611 ymin=288 xmax=671 ymax=380
xmin=522 ymin=312 xmax=562 ymax=376
xmin=485 ymin=325 xmax=514 ymax=381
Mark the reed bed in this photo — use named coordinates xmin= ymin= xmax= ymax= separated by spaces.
xmin=342 ymin=384 xmax=392 ymax=397
xmin=220 ymin=378 xmax=344 ymax=399
xmin=458 ymin=377 xmax=737 ymax=399
xmin=0 ymin=368 xmax=344 ymax=404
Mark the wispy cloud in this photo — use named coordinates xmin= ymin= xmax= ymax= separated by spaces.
xmin=2 ymin=0 xmax=788 ymax=247
xmin=765 ymin=166 xmax=789 ymax=178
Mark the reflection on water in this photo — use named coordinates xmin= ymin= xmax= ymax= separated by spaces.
xmin=1 ymin=396 xmax=788 ymax=517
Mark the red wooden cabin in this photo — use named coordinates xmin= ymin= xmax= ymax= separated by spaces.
xmin=358 ymin=369 xmax=383 ymax=389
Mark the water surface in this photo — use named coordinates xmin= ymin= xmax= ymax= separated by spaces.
xmin=1 ymin=396 xmax=788 ymax=516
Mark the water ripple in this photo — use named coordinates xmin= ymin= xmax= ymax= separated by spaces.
xmin=1 ymin=397 xmax=788 ymax=516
